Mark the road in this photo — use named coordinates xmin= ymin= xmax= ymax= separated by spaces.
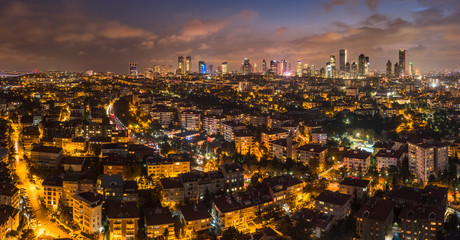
xmin=12 ymin=123 xmax=73 ymax=239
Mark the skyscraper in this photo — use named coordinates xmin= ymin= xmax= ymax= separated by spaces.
xmin=296 ymin=61 xmax=302 ymax=77
xmin=222 ymin=62 xmax=228 ymax=74
xmin=198 ymin=61 xmax=206 ymax=74
xmin=281 ymin=59 xmax=287 ymax=75
xmin=129 ymin=63 xmax=138 ymax=76
xmin=339 ymin=49 xmax=347 ymax=72
xmin=351 ymin=62 xmax=357 ymax=78
xmin=177 ymin=56 xmax=184 ymax=74
xmin=394 ymin=62 xmax=399 ymax=78
xmin=270 ymin=60 xmax=277 ymax=74
xmin=209 ymin=64 xmax=213 ymax=75
xmin=408 ymin=62 xmax=413 ymax=76
xmin=386 ymin=60 xmax=392 ymax=77
xmin=242 ymin=58 xmax=251 ymax=75
xmin=185 ymin=56 xmax=191 ymax=74
xmin=358 ymin=54 xmax=365 ymax=77
xmin=329 ymin=55 xmax=336 ymax=77
xmin=365 ymin=56 xmax=370 ymax=76
xmin=262 ymin=60 xmax=267 ymax=74
xmin=345 ymin=62 xmax=350 ymax=72
xmin=399 ymin=49 xmax=405 ymax=76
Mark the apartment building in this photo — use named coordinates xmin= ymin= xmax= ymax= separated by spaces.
xmin=179 ymin=110 xmax=201 ymax=131
xmin=355 ymin=198 xmax=395 ymax=240
xmin=408 ymin=140 xmax=449 ymax=183
xmin=344 ymin=149 xmax=372 ymax=173
xmin=72 ymin=192 xmax=103 ymax=234
xmin=108 ymin=201 xmax=140 ymax=240
xmin=314 ymin=190 xmax=352 ymax=221
xmin=144 ymin=207 xmax=175 ymax=240
xmin=147 ymin=156 xmax=190 ymax=178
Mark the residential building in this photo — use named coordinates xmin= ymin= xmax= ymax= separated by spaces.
xmin=269 ymin=137 xmax=298 ymax=161
xmin=0 ymin=182 xmax=19 ymax=208
xmin=222 ymin=121 xmax=247 ymax=142
xmin=180 ymin=203 xmax=212 ymax=234
xmin=386 ymin=185 xmax=448 ymax=208
xmin=314 ymin=190 xmax=352 ymax=221
xmin=0 ymin=204 xmax=19 ymax=240
xmin=72 ymin=192 xmax=103 ymax=234
xmin=31 ymin=145 xmax=63 ymax=169
xmin=218 ymin=162 xmax=244 ymax=192
xmin=147 ymin=156 xmax=190 ymax=178
xmin=261 ymin=128 xmax=289 ymax=149
xmin=375 ymin=147 xmax=406 ymax=172
xmin=203 ymin=115 xmax=225 ymax=135
xmin=295 ymin=144 xmax=328 ymax=165
xmin=399 ymin=204 xmax=445 ymax=240
xmin=179 ymin=110 xmax=201 ymax=131
xmin=339 ymin=177 xmax=370 ymax=199
xmin=160 ymin=178 xmax=184 ymax=205
xmin=144 ymin=207 xmax=175 ymax=240
xmin=408 ymin=140 xmax=449 ymax=183
xmin=108 ymin=201 xmax=140 ymax=240
xmin=344 ymin=149 xmax=372 ymax=172
xmin=234 ymin=130 xmax=254 ymax=155
xmin=355 ymin=198 xmax=395 ymax=240
xmin=42 ymin=175 xmax=63 ymax=210
xmin=291 ymin=208 xmax=334 ymax=239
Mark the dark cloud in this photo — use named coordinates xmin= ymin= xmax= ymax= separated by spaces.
xmin=0 ymin=0 xmax=459 ymax=73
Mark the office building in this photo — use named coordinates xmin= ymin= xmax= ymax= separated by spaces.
xmin=129 ymin=63 xmax=137 ymax=76
xmin=198 ymin=61 xmax=206 ymax=74
xmin=408 ymin=62 xmax=413 ymax=76
xmin=339 ymin=49 xmax=347 ymax=72
xmin=242 ymin=58 xmax=251 ymax=74
xmin=358 ymin=54 xmax=365 ymax=77
xmin=185 ymin=56 xmax=191 ymax=73
xmin=386 ymin=60 xmax=392 ymax=77
xmin=399 ymin=49 xmax=406 ymax=76
xmin=177 ymin=56 xmax=184 ymax=74
xmin=296 ymin=61 xmax=302 ymax=77
xmin=262 ymin=59 xmax=267 ymax=74
xmin=222 ymin=62 xmax=228 ymax=74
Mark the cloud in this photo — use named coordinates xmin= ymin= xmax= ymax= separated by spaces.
xmin=275 ymin=26 xmax=289 ymax=35
xmin=239 ymin=10 xmax=258 ymax=21
xmin=169 ymin=19 xmax=227 ymax=42
xmin=323 ymin=0 xmax=379 ymax=11
xmin=366 ymin=0 xmax=379 ymax=12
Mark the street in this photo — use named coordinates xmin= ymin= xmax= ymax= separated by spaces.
xmin=13 ymin=123 xmax=73 ymax=239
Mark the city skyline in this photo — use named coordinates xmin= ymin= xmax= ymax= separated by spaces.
xmin=0 ymin=0 xmax=459 ymax=73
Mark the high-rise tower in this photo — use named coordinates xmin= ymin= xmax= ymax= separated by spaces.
xmin=177 ymin=56 xmax=184 ymax=74
xmin=222 ymin=62 xmax=228 ymax=74
xmin=399 ymin=49 xmax=406 ymax=76
xmin=198 ymin=61 xmax=206 ymax=74
xmin=386 ymin=60 xmax=392 ymax=77
xmin=129 ymin=63 xmax=138 ymax=76
xmin=358 ymin=54 xmax=365 ymax=77
xmin=339 ymin=49 xmax=347 ymax=72
xmin=185 ymin=56 xmax=191 ymax=73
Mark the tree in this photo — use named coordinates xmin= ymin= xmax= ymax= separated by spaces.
xmin=221 ymin=226 xmax=243 ymax=240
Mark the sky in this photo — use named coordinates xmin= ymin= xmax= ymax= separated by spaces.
xmin=0 ymin=0 xmax=459 ymax=73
